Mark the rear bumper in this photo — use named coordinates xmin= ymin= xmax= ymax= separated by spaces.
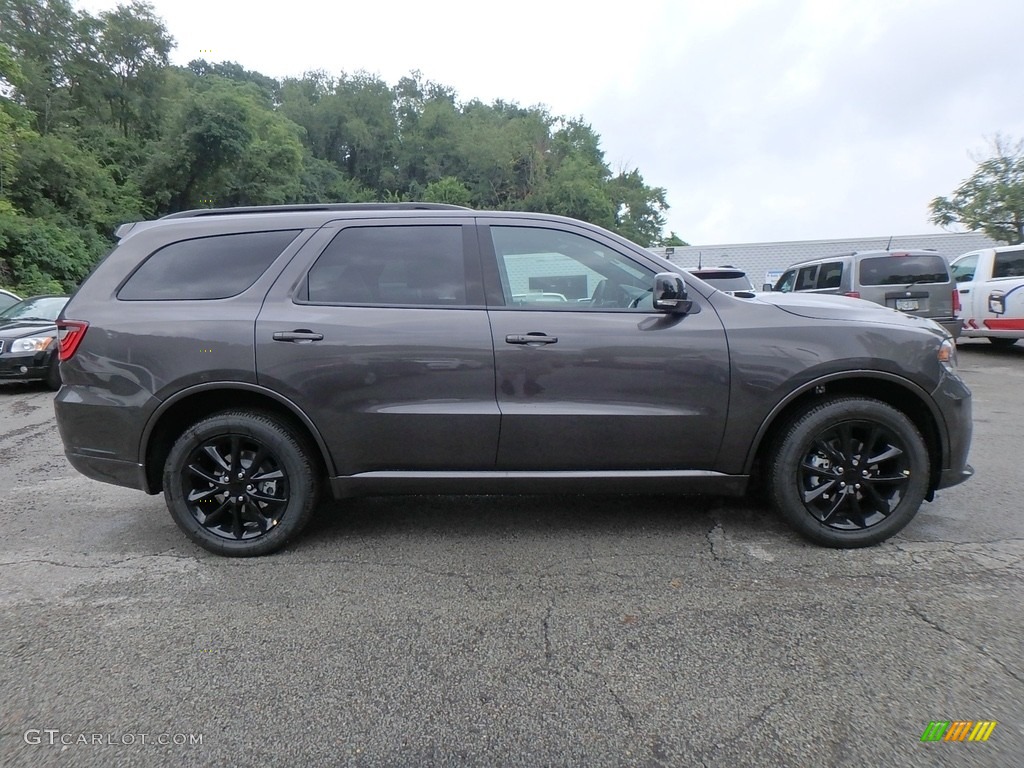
xmin=64 ymin=450 xmax=149 ymax=492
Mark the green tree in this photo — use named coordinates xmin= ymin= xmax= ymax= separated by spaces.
xmin=659 ymin=231 xmax=688 ymax=247
xmin=607 ymin=168 xmax=669 ymax=246
xmin=930 ymin=136 xmax=1024 ymax=244
xmin=95 ymin=1 xmax=173 ymax=138
xmin=422 ymin=176 xmax=471 ymax=206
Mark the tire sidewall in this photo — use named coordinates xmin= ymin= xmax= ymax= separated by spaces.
xmin=163 ymin=412 xmax=317 ymax=556
xmin=770 ymin=398 xmax=929 ymax=547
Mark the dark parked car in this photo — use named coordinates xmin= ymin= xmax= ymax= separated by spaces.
xmin=686 ymin=267 xmax=756 ymax=295
xmin=0 ymin=294 xmax=69 ymax=389
xmin=0 ymin=288 xmax=22 ymax=313
xmin=54 ymin=204 xmax=973 ymax=556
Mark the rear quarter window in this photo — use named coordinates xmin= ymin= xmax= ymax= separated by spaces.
xmin=118 ymin=230 xmax=300 ymax=300
xmin=858 ymin=255 xmax=949 ymax=286
xmin=993 ymin=250 xmax=1024 ymax=278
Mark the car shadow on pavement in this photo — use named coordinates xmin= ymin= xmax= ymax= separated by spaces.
xmin=311 ymin=493 xmax=778 ymax=543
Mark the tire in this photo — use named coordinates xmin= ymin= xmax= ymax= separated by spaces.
xmin=163 ymin=410 xmax=321 ymax=556
xmin=768 ymin=397 xmax=929 ymax=548
xmin=44 ymin=356 xmax=62 ymax=391
xmin=987 ymin=337 xmax=1018 ymax=348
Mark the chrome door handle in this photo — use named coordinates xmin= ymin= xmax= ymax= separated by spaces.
xmin=505 ymin=333 xmax=558 ymax=345
xmin=272 ymin=330 xmax=324 ymax=342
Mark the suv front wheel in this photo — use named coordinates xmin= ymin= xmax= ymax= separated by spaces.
xmin=163 ymin=410 xmax=320 ymax=556
xmin=769 ymin=397 xmax=929 ymax=547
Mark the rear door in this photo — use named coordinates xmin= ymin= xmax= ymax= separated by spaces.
xmin=256 ymin=217 xmax=499 ymax=476
xmin=480 ymin=218 xmax=730 ymax=471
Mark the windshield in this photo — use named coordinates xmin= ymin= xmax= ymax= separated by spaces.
xmin=0 ymin=296 xmax=69 ymax=322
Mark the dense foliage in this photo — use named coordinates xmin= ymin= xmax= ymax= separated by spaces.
xmin=0 ymin=0 xmax=677 ymax=294
xmin=930 ymin=136 xmax=1024 ymax=245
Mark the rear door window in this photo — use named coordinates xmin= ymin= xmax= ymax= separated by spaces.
xmin=816 ymin=262 xmax=843 ymax=289
xmin=993 ymin=250 xmax=1024 ymax=278
xmin=304 ymin=225 xmax=468 ymax=306
xmin=858 ymin=255 xmax=949 ymax=286
xmin=119 ymin=230 xmax=299 ymax=300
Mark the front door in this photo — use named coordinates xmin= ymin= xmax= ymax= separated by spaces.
xmin=480 ymin=220 xmax=731 ymax=471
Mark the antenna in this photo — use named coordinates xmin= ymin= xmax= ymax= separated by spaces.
xmin=698 ymin=250 xmax=703 ymax=269
xmin=885 ymin=235 xmax=894 ymax=250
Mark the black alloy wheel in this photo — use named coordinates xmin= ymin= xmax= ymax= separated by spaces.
xmin=798 ymin=420 xmax=912 ymax=530
xmin=769 ymin=397 xmax=929 ymax=547
xmin=164 ymin=410 xmax=319 ymax=556
xmin=182 ymin=434 xmax=290 ymax=541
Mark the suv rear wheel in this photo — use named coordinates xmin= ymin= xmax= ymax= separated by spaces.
xmin=163 ymin=410 xmax=320 ymax=556
xmin=768 ymin=397 xmax=929 ymax=547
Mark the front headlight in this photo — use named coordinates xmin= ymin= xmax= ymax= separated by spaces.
xmin=10 ymin=335 xmax=55 ymax=353
xmin=938 ymin=338 xmax=958 ymax=370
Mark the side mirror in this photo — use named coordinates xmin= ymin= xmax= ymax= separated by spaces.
xmin=652 ymin=272 xmax=692 ymax=314
xmin=762 ymin=283 xmax=774 ymax=292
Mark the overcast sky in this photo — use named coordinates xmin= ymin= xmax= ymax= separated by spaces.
xmin=77 ymin=0 xmax=1024 ymax=245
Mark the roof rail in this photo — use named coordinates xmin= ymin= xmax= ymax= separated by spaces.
xmin=159 ymin=202 xmax=472 ymax=220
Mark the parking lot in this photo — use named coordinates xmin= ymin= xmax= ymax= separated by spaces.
xmin=0 ymin=340 xmax=1021 ymax=767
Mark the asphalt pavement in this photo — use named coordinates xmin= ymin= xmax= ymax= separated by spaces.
xmin=0 ymin=339 xmax=1021 ymax=767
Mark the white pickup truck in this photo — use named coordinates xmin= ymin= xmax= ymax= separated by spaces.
xmin=950 ymin=245 xmax=1024 ymax=347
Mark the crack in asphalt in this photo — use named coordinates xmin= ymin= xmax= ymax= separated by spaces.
xmin=0 ymin=551 xmax=201 ymax=570
xmin=542 ymin=600 xmax=553 ymax=663
xmin=712 ymin=688 xmax=792 ymax=755
xmin=904 ymin=599 xmax=1024 ymax=687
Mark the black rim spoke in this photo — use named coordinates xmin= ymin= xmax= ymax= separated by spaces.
xmin=867 ymin=444 xmax=903 ymax=464
xmin=813 ymin=437 xmax=843 ymax=465
xmin=181 ymin=434 xmax=290 ymax=542
xmin=244 ymin=445 xmax=269 ymax=480
xmin=201 ymin=499 xmax=231 ymax=528
xmin=802 ymin=478 xmax=836 ymax=503
xmin=800 ymin=460 xmax=837 ymax=480
xmin=202 ymin=445 xmax=231 ymax=473
xmin=798 ymin=419 xmax=911 ymax=532
xmin=860 ymin=482 xmax=892 ymax=517
xmin=187 ymin=463 xmax=223 ymax=487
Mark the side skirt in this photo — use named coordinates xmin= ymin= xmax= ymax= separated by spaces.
xmin=329 ymin=470 xmax=750 ymax=499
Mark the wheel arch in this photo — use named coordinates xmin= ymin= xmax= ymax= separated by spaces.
xmin=746 ymin=372 xmax=947 ymax=496
xmin=140 ymin=383 xmax=333 ymax=494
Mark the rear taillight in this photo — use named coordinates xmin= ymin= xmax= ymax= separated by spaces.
xmin=952 ymin=288 xmax=961 ymax=314
xmin=844 ymin=291 xmax=861 ymax=299
xmin=57 ymin=320 xmax=89 ymax=361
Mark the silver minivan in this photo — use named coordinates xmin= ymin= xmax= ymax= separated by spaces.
xmin=769 ymin=250 xmax=961 ymax=338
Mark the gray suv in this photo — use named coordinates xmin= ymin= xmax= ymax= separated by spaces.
xmin=54 ymin=204 xmax=973 ymax=556
xmin=770 ymin=250 xmax=961 ymax=338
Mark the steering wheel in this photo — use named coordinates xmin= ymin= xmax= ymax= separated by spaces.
xmin=628 ymin=288 xmax=653 ymax=309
